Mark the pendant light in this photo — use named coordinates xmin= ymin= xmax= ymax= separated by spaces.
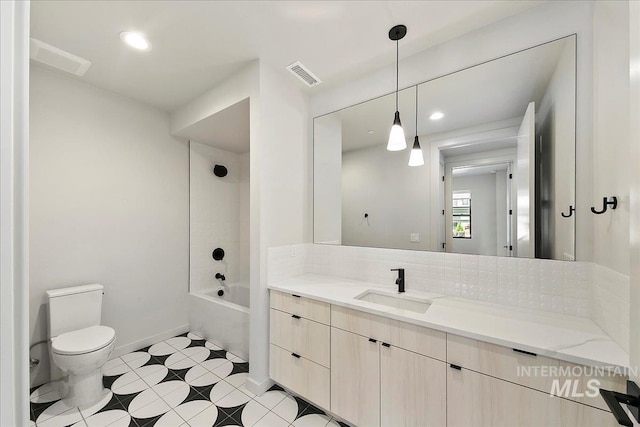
xmin=387 ymin=25 xmax=407 ymax=151
xmin=408 ymin=85 xmax=425 ymax=167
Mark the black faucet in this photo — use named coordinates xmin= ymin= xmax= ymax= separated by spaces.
xmin=215 ymin=273 xmax=226 ymax=281
xmin=391 ymin=268 xmax=405 ymax=293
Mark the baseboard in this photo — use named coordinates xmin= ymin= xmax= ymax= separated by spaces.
xmin=245 ymin=376 xmax=274 ymax=396
xmin=111 ymin=324 xmax=190 ymax=358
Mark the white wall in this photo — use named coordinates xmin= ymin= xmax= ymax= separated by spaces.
xmin=29 ymin=67 xmax=190 ymax=386
xmin=310 ymin=1 xmax=595 ymax=263
xmin=628 ymin=0 xmax=640 ymax=384
xmin=313 ymin=115 xmax=342 ymax=244
xmin=450 ymin=174 xmax=497 ymax=256
xmin=592 ymin=1 xmax=631 ymax=276
xmin=341 ymin=143 xmax=431 ymax=250
xmin=190 ymin=141 xmax=249 ymax=293
xmin=1 ymin=0 xmax=30 ymax=424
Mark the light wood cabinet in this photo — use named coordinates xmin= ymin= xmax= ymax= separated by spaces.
xmin=270 ymin=290 xmax=330 ymax=325
xmin=447 ymin=334 xmax=627 ymax=411
xmin=330 ymin=327 xmax=380 ymax=427
xmin=269 ymin=344 xmax=330 ymax=409
xmin=269 ymin=308 xmax=330 ymax=367
xmin=447 ymin=365 xmax=618 ymax=427
xmin=380 ymin=344 xmax=446 ymax=427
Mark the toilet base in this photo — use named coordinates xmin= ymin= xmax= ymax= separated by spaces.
xmin=61 ymin=369 xmax=105 ymax=407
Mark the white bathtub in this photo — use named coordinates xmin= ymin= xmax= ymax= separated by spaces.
xmin=188 ymin=284 xmax=250 ymax=361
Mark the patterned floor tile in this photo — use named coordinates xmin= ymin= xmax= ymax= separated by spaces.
xmin=30 ymin=332 xmax=329 ymax=427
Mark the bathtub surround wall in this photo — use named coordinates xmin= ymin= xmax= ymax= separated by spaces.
xmin=189 ymin=141 xmax=250 ymax=293
xmin=29 ymin=67 xmax=190 ymax=386
xmin=171 ymin=61 xmax=309 ymax=395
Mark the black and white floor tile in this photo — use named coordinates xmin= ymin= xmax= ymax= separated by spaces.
xmin=30 ymin=333 xmax=350 ymax=427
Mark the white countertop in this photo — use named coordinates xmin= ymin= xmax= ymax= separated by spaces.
xmin=268 ymin=274 xmax=629 ymax=371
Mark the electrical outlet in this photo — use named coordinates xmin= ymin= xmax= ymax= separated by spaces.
xmin=410 ymin=233 xmax=420 ymax=243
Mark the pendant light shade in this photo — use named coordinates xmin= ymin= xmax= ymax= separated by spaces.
xmin=409 ymin=84 xmax=424 ymax=166
xmin=388 ymin=111 xmax=406 ymax=151
xmin=408 ymin=136 xmax=425 ymax=166
xmin=387 ymin=25 xmax=407 ymax=152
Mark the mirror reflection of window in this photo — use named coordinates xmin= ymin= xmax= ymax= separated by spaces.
xmin=452 ymin=191 xmax=472 ymax=238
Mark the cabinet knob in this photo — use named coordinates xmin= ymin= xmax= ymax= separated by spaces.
xmin=381 ymin=342 xmax=391 ymax=348
xmin=291 ymin=314 xmax=301 ymax=319
xmin=368 ymin=338 xmax=377 ymax=343
xmin=449 ymin=364 xmax=462 ymax=371
xmin=291 ymin=352 xmax=301 ymax=359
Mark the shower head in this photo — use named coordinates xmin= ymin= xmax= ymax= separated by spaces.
xmin=213 ymin=165 xmax=228 ymax=178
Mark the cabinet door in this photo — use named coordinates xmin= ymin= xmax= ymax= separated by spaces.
xmin=330 ymin=327 xmax=380 ymax=427
xmin=380 ymin=345 xmax=446 ymax=427
xmin=447 ymin=365 xmax=618 ymax=427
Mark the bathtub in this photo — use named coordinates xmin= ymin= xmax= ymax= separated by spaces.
xmin=188 ymin=283 xmax=250 ymax=361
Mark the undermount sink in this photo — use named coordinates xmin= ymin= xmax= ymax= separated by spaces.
xmin=355 ymin=290 xmax=431 ymax=314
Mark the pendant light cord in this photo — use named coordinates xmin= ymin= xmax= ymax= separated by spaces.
xmin=415 ymin=85 xmax=418 ymax=132
xmin=396 ymin=39 xmax=399 ymax=111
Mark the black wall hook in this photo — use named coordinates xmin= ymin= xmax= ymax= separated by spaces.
xmin=591 ymin=196 xmax=617 ymax=214
xmin=561 ymin=206 xmax=575 ymax=218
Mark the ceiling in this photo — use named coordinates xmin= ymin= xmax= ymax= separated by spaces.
xmin=174 ymin=98 xmax=250 ymax=153
xmin=331 ymin=35 xmax=570 ymax=152
xmin=30 ymin=1 xmax=542 ymax=112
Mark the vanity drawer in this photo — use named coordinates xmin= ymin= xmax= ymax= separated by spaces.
xmin=331 ymin=306 xmax=391 ymax=342
xmin=447 ymin=334 xmax=627 ymax=411
xmin=269 ymin=344 xmax=330 ymax=410
xmin=270 ymin=290 xmax=330 ymax=325
xmin=331 ymin=306 xmax=446 ymax=361
xmin=270 ymin=308 xmax=330 ymax=367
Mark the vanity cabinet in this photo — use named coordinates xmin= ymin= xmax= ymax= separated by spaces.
xmin=330 ymin=327 xmax=381 ymax=427
xmin=447 ymin=365 xmax=618 ymax=427
xmin=268 ymin=290 xmax=623 ymax=427
xmin=269 ymin=291 xmax=330 ymax=408
xmin=330 ymin=306 xmax=447 ymax=427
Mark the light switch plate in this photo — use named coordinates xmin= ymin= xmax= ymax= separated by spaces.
xmin=410 ymin=233 xmax=420 ymax=243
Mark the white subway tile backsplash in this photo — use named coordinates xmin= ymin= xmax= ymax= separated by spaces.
xmin=267 ymin=244 xmax=628 ymax=353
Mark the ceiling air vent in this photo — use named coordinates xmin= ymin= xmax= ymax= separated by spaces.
xmin=30 ymin=38 xmax=92 ymax=77
xmin=286 ymin=61 xmax=321 ymax=87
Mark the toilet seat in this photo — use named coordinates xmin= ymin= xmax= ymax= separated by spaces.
xmin=52 ymin=325 xmax=116 ymax=355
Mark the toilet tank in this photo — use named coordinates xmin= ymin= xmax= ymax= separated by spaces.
xmin=46 ymin=284 xmax=104 ymax=338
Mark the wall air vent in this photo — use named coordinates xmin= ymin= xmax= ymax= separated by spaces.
xmin=286 ymin=61 xmax=321 ymax=87
xmin=30 ymin=38 xmax=92 ymax=77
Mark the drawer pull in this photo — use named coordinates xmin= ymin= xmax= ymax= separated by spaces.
xmin=513 ymin=348 xmax=537 ymax=357
xmin=291 ymin=314 xmax=301 ymax=319
xmin=381 ymin=342 xmax=391 ymax=347
xmin=368 ymin=338 xmax=377 ymax=343
xmin=449 ymin=364 xmax=462 ymax=371
xmin=291 ymin=352 xmax=301 ymax=359
xmin=291 ymin=294 xmax=301 ymax=298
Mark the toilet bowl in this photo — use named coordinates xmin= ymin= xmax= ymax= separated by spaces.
xmin=46 ymin=284 xmax=116 ymax=407
xmin=51 ymin=325 xmax=116 ymax=407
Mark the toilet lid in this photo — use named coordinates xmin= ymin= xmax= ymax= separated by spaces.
xmin=52 ymin=325 xmax=116 ymax=355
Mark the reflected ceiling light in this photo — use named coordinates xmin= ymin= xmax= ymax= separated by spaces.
xmin=429 ymin=111 xmax=444 ymax=120
xmin=368 ymin=130 xmax=375 ymax=134
xmin=408 ymin=85 xmax=424 ymax=167
xmin=387 ymin=25 xmax=407 ymax=151
xmin=119 ymin=32 xmax=152 ymax=51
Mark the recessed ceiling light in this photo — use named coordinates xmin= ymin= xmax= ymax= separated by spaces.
xmin=119 ymin=32 xmax=151 ymax=51
xmin=368 ymin=130 xmax=375 ymax=134
xmin=429 ymin=111 xmax=444 ymax=120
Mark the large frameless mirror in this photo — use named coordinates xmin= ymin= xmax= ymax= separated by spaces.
xmin=314 ymin=35 xmax=576 ymax=260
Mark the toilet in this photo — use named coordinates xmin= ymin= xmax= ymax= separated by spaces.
xmin=46 ymin=284 xmax=116 ymax=407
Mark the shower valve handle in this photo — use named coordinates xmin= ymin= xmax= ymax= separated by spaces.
xmin=215 ymin=273 xmax=226 ymax=281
